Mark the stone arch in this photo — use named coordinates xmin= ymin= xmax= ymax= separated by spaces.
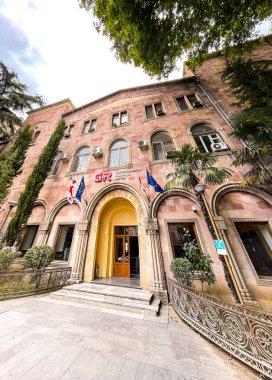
xmin=83 ymin=185 xmax=150 ymax=288
xmin=186 ymin=119 xmax=235 ymax=150
xmin=85 ymin=183 xmax=148 ymax=221
xmin=150 ymin=188 xmax=199 ymax=218
xmin=211 ymin=183 xmax=272 ymax=216
xmin=48 ymin=197 xmax=83 ymax=224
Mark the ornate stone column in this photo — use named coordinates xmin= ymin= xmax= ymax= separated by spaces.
xmin=144 ymin=217 xmax=166 ymax=294
xmin=38 ymin=223 xmax=51 ymax=245
xmin=214 ymin=216 xmax=258 ymax=306
xmin=70 ymin=220 xmax=89 ymax=283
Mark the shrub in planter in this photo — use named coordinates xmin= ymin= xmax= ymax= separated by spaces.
xmin=0 ymin=244 xmax=18 ymax=271
xmin=22 ymin=245 xmax=53 ymax=270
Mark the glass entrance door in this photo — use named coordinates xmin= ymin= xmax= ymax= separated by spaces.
xmin=113 ymin=226 xmax=139 ymax=277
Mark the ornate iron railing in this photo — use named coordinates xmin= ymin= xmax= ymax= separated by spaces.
xmin=0 ymin=267 xmax=71 ymax=300
xmin=167 ymin=277 xmax=272 ymax=378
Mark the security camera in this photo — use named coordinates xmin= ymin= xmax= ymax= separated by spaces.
xmin=192 ymin=205 xmax=197 ymax=213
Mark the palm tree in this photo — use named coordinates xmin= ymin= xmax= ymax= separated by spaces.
xmin=165 ymin=144 xmax=232 ymax=192
xmin=165 ymin=144 xmax=240 ymax=302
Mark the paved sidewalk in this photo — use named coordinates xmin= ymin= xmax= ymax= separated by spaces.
xmin=0 ymin=295 xmax=260 ymax=380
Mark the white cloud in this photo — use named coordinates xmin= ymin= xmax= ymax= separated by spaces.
xmin=0 ymin=0 xmax=181 ymax=107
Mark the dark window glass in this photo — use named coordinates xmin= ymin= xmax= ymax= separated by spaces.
xmin=176 ymin=97 xmax=188 ymax=111
xmin=187 ymin=94 xmax=198 ymax=106
xmin=55 ymin=226 xmax=75 ymax=261
xmin=153 ymin=142 xmax=165 ymax=161
xmin=145 ymin=105 xmax=154 ymax=119
xmin=235 ymin=223 xmax=272 ymax=276
xmin=168 ymin=224 xmax=198 ymax=258
xmin=50 ymin=151 xmax=63 ymax=175
xmin=82 ymin=121 xmax=90 ymax=134
xmin=154 ymin=102 xmax=164 ymax=116
xmin=20 ymin=226 xmax=39 ymax=254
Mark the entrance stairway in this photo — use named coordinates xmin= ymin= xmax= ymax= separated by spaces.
xmin=50 ymin=283 xmax=162 ymax=320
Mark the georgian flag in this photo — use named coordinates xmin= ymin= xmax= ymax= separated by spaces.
xmin=68 ymin=178 xmax=77 ymax=204
xmin=138 ymin=176 xmax=150 ymax=203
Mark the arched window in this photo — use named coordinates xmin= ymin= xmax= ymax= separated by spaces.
xmin=32 ymin=131 xmax=41 ymax=144
xmin=109 ymin=139 xmax=128 ymax=168
xmin=192 ymin=124 xmax=228 ymax=153
xmin=151 ymin=132 xmax=174 ymax=161
xmin=49 ymin=151 xmax=63 ymax=176
xmin=71 ymin=146 xmax=90 ymax=172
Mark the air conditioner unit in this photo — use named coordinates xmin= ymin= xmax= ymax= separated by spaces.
xmin=192 ymin=101 xmax=203 ymax=108
xmin=61 ymin=152 xmax=70 ymax=161
xmin=138 ymin=140 xmax=148 ymax=150
xmin=165 ymin=150 xmax=175 ymax=159
xmin=211 ymin=142 xmax=228 ymax=152
xmin=92 ymin=146 xmax=103 ymax=158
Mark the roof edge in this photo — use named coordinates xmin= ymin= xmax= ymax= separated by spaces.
xmin=63 ymin=77 xmax=195 ymax=117
xmin=27 ymin=98 xmax=75 ymax=115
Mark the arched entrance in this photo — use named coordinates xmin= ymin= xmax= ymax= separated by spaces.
xmin=95 ymin=197 xmax=139 ymax=279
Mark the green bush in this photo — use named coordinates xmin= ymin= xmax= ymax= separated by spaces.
xmin=170 ymin=238 xmax=216 ymax=287
xmin=0 ymin=244 xmax=18 ymax=271
xmin=22 ymin=245 xmax=53 ymax=270
xmin=170 ymin=257 xmax=194 ymax=286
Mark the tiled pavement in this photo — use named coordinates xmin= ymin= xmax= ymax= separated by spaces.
xmin=0 ymin=295 xmax=260 ymax=380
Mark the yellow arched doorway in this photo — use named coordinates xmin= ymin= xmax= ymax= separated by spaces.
xmin=94 ymin=197 xmax=139 ymax=279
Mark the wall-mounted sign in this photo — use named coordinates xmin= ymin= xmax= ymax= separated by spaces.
xmin=214 ymin=239 xmax=227 ymax=255
xmin=94 ymin=172 xmax=112 ymax=182
xmin=94 ymin=168 xmax=142 ymax=182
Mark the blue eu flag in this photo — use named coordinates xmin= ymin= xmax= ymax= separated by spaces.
xmin=76 ymin=176 xmax=85 ymax=201
xmin=146 ymin=168 xmax=164 ymax=193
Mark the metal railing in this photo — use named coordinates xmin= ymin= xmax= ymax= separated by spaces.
xmin=0 ymin=267 xmax=71 ymax=300
xmin=167 ymin=277 xmax=272 ymax=378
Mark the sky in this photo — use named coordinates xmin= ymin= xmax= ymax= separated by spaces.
xmin=0 ymin=0 xmax=271 ymax=109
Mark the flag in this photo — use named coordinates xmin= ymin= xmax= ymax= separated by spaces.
xmin=146 ymin=168 xmax=164 ymax=193
xmin=67 ymin=178 xmax=77 ymax=204
xmin=138 ymin=176 xmax=150 ymax=203
xmin=76 ymin=176 xmax=85 ymax=202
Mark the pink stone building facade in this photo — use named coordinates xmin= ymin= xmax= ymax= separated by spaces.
xmin=1 ymin=68 xmax=272 ymax=310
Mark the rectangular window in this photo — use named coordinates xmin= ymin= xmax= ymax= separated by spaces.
xmin=112 ymin=111 xmax=128 ymax=127
xmin=82 ymin=119 xmax=96 ymax=134
xmin=153 ymin=142 xmax=165 ymax=161
xmin=145 ymin=103 xmax=165 ymax=119
xmin=176 ymin=93 xmax=202 ymax=112
xmin=64 ymin=125 xmax=74 ymax=138
xmin=20 ymin=225 xmax=39 ymax=254
xmin=235 ymin=222 xmax=272 ymax=276
xmin=54 ymin=225 xmax=75 ymax=261
xmin=168 ymin=223 xmax=198 ymax=258
xmin=176 ymin=96 xmax=188 ymax=111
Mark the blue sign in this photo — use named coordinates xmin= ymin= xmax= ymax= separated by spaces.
xmin=214 ymin=240 xmax=227 ymax=255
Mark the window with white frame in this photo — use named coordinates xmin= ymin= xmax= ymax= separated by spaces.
xmin=151 ymin=132 xmax=175 ymax=161
xmin=82 ymin=119 xmax=97 ymax=134
xmin=109 ymin=139 xmax=128 ymax=168
xmin=49 ymin=151 xmax=63 ymax=176
xmin=145 ymin=102 xmax=165 ymax=119
xmin=176 ymin=93 xmax=202 ymax=111
xmin=63 ymin=125 xmax=74 ymax=138
xmin=112 ymin=111 xmax=128 ymax=127
xmin=71 ymin=146 xmax=90 ymax=172
xmin=192 ymin=124 xmax=229 ymax=153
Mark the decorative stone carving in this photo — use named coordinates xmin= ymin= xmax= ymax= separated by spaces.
xmin=38 ymin=222 xmax=51 ymax=232
xmin=214 ymin=216 xmax=227 ymax=230
xmin=77 ymin=220 xmax=88 ymax=232
xmin=143 ymin=218 xmax=158 ymax=234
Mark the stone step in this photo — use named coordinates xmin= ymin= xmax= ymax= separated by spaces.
xmin=59 ymin=283 xmax=154 ymax=305
xmin=51 ymin=283 xmax=161 ymax=317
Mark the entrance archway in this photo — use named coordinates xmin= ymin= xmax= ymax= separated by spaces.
xmin=93 ymin=197 xmax=139 ymax=280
